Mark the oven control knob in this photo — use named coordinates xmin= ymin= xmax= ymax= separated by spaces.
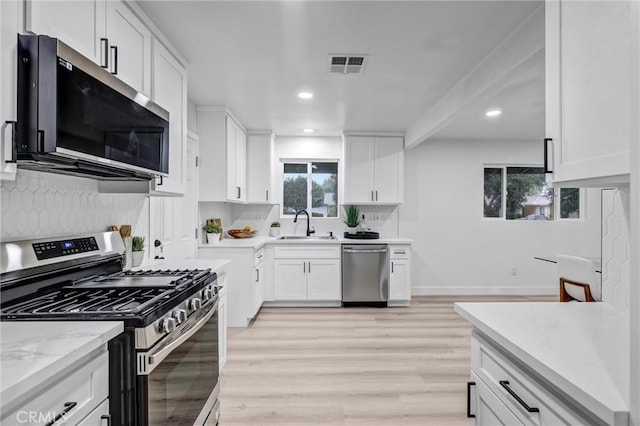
xmin=158 ymin=317 xmax=177 ymax=333
xmin=189 ymin=298 xmax=202 ymax=311
xmin=202 ymin=287 xmax=214 ymax=301
xmin=172 ymin=309 xmax=187 ymax=324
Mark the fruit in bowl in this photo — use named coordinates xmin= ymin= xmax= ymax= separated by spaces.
xmin=228 ymin=227 xmax=257 ymax=239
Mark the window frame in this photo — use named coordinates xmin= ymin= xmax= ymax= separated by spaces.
xmin=482 ymin=164 xmax=585 ymax=221
xmin=279 ymin=159 xmax=340 ymax=219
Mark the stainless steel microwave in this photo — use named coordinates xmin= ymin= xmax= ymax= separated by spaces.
xmin=16 ymin=34 xmax=169 ymax=181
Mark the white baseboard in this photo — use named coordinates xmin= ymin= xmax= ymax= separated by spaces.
xmin=411 ymin=286 xmax=557 ymax=296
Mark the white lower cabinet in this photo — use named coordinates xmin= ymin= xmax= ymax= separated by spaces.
xmin=77 ymin=399 xmax=110 ymax=426
xmin=217 ymin=277 xmax=228 ymax=372
xmin=468 ymin=332 xmax=592 ymax=425
xmin=389 ymin=245 xmax=411 ymax=305
xmin=198 ymin=247 xmax=263 ymax=327
xmin=273 ymin=245 xmax=341 ymax=302
xmin=2 ymin=350 xmax=109 ymax=426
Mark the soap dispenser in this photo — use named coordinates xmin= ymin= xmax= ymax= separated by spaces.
xmin=359 ymin=214 xmax=369 ymax=232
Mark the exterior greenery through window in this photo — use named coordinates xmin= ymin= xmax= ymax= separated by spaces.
xmin=282 ymin=162 xmax=338 ymax=217
xmin=483 ymin=166 xmax=580 ymax=220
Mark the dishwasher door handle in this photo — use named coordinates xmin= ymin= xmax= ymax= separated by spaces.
xmin=343 ymin=249 xmax=387 ymax=253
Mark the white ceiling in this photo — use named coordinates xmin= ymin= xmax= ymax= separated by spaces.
xmin=137 ymin=0 xmax=544 ymax=142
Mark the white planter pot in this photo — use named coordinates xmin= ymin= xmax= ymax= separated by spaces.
xmin=270 ymin=227 xmax=280 ymax=237
xmin=347 ymin=226 xmax=358 ymax=234
xmin=132 ymin=251 xmax=144 ymax=267
xmin=206 ymin=233 xmax=220 ymax=245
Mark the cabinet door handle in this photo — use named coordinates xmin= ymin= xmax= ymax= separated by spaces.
xmin=100 ymin=38 xmax=109 ymax=68
xmin=101 ymin=414 xmax=112 ymax=426
xmin=110 ymin=45 xmax=118 ymax=75
xmin=371 ymin=190 xmax=374 ymax=201
xmin=375 ymin=190 xmax=378 ymax=201
xmin=499 ymin=380 xmax=540 ymax=413
xmin=256 ymin=268 xmax=259 ymax=282
xmin=391 ymin=261 xmax=394 ymax=273
xmin=543 ymin=138 xmax=553 ymax=174
xmin=44 ymin=401 xmax=77 ymax=426
xmin=308 ymin=261 xmax=311 ymax=273
xmin=466 ymin=381 xmax=476 ymax=418
xmin=237 ymin=186 xmax=241 ymax=199
xmin=266 ymin=189 xmax=269 ymax=201
xmin=3 ymin=120 xmax=17 ymax=163
xmin=303 ymin=262 xmax=306 ymax=273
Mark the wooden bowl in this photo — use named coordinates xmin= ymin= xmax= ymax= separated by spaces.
xmin=227 ymin=229 xmax=257 ymax=239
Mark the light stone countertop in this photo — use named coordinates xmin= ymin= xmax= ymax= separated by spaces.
xmin=198 ymin=235 xmax=413 ymax=250
xmin=0 ymin=321 xmax=123 ymax=412
xmin=454 ymin=302 xmax=629 ymax=425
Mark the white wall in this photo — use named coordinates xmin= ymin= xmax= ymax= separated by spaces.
xmin=401 ymin=139 xmax=601 ymax=295
xmin=1 ymin=170 xmax=149 ymax=243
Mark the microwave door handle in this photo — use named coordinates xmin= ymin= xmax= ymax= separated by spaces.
xmin=144 ymin=299 xmax=219 ymax=373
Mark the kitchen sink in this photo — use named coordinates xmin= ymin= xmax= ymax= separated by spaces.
xmin=277 ymin=235 xmax=337 ymax=240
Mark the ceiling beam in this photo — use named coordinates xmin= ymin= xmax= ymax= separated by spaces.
xmin=404 ymin=4 xmax=544 ymax=150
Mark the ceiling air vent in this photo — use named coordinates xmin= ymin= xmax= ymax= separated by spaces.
xmin=329 ymin=54 xmax=367 ymax=74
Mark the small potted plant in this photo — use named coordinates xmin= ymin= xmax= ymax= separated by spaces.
xmin=131 ymin=236 xmax=145 ymax=267
xmin=205 ymin=222 xmax=222 ymax=245
xmin=270 ymin=221 xmax=281 ymax=237
xmin=344 ymin=205 xmax=360 ymax=234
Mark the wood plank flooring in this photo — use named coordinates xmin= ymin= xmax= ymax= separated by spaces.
xmin=219 ymin=295 xmax=553 ymax=425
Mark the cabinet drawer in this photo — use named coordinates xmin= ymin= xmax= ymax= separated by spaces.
xmin=254 ymin=248 xmax=265 ymax=266
xmin=471 ymin=333 xmax=589 ymax=426
xmin=274 ymin=245 xmax=340 ymax=259
xmin=389 ymin=246 xmax=410 ymax=259
xmin=3 ymin=351 xmax=109 ymax=426
xmin=77 ymin=399 xmax=109 ymax=426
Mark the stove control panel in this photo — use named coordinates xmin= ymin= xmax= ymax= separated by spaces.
xmin=32 ymin=237 xmax=99 ymax=260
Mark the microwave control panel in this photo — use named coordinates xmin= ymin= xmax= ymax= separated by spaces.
xmin=32 ymin=237 xmax=99 ymax=260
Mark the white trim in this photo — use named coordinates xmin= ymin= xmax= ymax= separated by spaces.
xmin=412 ymin=286 xmax=557 ymax=296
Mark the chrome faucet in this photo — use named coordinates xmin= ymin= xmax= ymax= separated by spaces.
xmin=293 ymin=209 xmax=315 ymax=236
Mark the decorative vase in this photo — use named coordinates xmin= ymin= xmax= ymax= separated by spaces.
xmin=207 ymin=233 xmax=220 ymax=245
xmin=347 ymin=226 xmax=358 ymax=234
xmin=132 ymin=251 xmax=144 ymax=267
xmin=270 ymin=227 xmax=280 ymax=237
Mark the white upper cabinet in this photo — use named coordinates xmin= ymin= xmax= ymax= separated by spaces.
xmin=149 ymin=39 xmax=187 ymax=195
xmin=25 ymin=0 xmax=106 ymax=65
xmin=545 ymin=0 xmax=632 ymax=187
xmin=247 ymin=132 xmax=274 ymax=204
xmin=1 ymin=0 xmax=19 ymax=181
xmin=226 ymin=117 xmax=247 ymax=202
xmin=26 ymin=0 xmax=151 ymax=96
xmin=198 ymin=109 xmax=248 ymax=203
xmin=105 ymin=0 xmax=152 ymax=96
xmin=344 ymin=135 xmax=404 ymax=204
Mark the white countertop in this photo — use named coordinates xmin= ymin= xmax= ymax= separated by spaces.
xmin=135 ymin=257 xmax=232 ymax=274
xmin=454 ymin=302 xmax=628 ymax=425
xmin=199 ymin=235 xmax=413 ymax=250
xmin=1 ymin=321 xmax=123 ymax=411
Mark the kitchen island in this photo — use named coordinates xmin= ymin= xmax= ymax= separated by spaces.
xmin=455 ymin=302 xmax=628 ymax=425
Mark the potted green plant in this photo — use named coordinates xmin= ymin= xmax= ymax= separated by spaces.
xmin=205 ymin=222 xmax=222 ymax=245
xmin=131 ymin=236 xmax=145 ymax=267
xmin=270 ymin=221 xmax=281 ymax=237
xmin=344 ymin=205 xmax=360 ymax=234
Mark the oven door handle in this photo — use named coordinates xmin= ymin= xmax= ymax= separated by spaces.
xmin=138 ymin=299 xmax=219 ymax=375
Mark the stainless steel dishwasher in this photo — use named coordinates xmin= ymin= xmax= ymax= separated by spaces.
xmin=342 ymin=244 xmax=389 ymax=307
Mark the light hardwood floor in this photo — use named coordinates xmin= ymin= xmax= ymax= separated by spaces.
xmin=219 ymin=295 xmax=553 ymax=425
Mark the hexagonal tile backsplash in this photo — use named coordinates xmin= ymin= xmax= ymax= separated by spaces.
xmin=601 ymin=188 xmax=630 ymax=313
xmin=1 ymin=170 xmax=146 ymax=242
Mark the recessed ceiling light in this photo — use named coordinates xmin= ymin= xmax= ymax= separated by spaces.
xmin=486 ymin=109 xmax=502 ymax=117
xmin=303 ymin=128 xmax=315 ymax=133
xmin=298 ymin=92 xmax=313 ymax=99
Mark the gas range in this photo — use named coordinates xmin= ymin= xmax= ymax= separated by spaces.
xmin=0 ymin=232 xmax=221 ymax=425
